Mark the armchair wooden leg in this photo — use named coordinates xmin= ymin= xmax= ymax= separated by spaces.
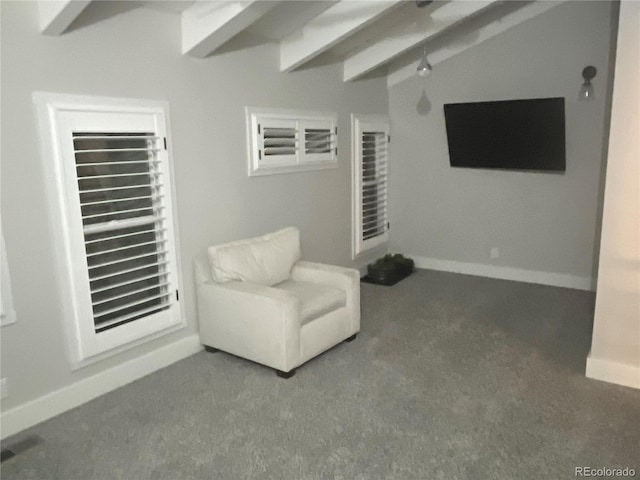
xmin=276 ymin=369 xmax=296 ymax=379
xmin=344 ymin=334 xmax=357 ymax=343
xmin=204 ymin=345 xmax=219 ymax=353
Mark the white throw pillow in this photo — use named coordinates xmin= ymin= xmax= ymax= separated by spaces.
xmin=208 ymin=227 xmax=301 ymax=286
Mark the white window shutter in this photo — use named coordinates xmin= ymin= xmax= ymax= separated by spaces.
xmin=300 ymin=118 xmax=337 ymax=163
xmin=352 ymin=114 xmax=390 ymax=258
xmin=255 ymin=116 xmax=299 ymax=167
xmin=1 ymin=233 xmax=17 ymax=327
xmin=246 ymin=108 xmax=338 ymax=176
xmin=72 ymin=132 xmax=174 ymax=334
xmin=35 ymin=93 xmax=185 ymax=365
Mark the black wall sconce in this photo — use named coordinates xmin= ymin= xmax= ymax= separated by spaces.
xmin=579 ymin=66 xmax=597 ymax=101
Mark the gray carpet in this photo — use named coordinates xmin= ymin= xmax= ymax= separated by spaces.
xmin=2 ymin=270 xmax=639 ymax=479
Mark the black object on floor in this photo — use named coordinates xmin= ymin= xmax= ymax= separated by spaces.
xmin=365 ymin=254 xmax=415 ymax=286
xmin=204 ymin=345 xmax=219 ymax=353
xmin=361 ymin=269 xmax=413 ymax=286
xmin=344 ymin=334 xmax=357 ymax=342
xmin=1 ymin=449 xmax=16 ymax=463
xmin=276 ymin=369 xmax=295 ymax=379
xmin=1 ymin=435 xmax=43 ymax=462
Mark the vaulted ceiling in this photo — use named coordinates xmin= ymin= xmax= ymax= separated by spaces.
xmin=38 ymin=0 xmax=565 ymax=88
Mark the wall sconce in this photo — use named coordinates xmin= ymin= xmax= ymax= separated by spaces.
xmin=417 ymin=46 xmax=432 ymax=78
xmin=579 ymin=65 xmax=597 ymax=101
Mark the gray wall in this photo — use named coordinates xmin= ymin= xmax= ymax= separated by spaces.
xmin=388 ymin=1 xmax=615 ymax=282
xmin=0 ymin=2 xmax=387 ymax=410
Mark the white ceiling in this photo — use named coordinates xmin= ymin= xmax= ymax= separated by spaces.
xmin=38 ymin=0 xmax=566 ymax=88
xmin=142 ymin=1 xmax=197 ymax=13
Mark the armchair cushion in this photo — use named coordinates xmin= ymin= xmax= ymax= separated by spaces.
xmin=208 ymin=227 xmax=301 ymax=286
xmin=275 ymin=280 xmax=346 ymax=325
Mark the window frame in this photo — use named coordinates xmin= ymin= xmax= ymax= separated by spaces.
xmin=34 ymin=92 xmax=186 ymax=368
xmin=246 ymin=107 xmax=338 ymax=176
xmin=1 ymin=233 xmax=17 ymax=327
xmin=351 ymin=114 xmax=390 ymax=259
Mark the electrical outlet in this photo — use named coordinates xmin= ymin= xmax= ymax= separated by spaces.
xmin=1 ymin=378 xmax=7 ymax=399
xmin=490 ymin=247 xmax=499 ymax=259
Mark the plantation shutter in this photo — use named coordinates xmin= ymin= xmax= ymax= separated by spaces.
xmin=73 ymin=133 xmax=173 ymax=333
xmin=0 ymin=234 xmax=16 ymax=326
xmin=304 ymin=128 xmax=332 ymax=154
xmin=301 ymin=119 xmax=337 ymax=163
xmin=247 ymin=108 xmax=338 ymax=176
xmin=361 ymin=129 xmax=389 ymax=241
xmin=353 ymin=115 xmax=390 ymax=257
xmin=44 ymin=100 xmax=184 ymax=363
xmin=257 ymin=118 xmax=299 ymax=166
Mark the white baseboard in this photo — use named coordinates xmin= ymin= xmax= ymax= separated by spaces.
xmin=357 ymin=264 xmax=368 ymax=277
xmin=0 ymin=334 xmax=202 ymax=440
xmin=586 ymin=352 xmax=640 ymax=390
xmin=411 ymin=255 xmax=595 ymax=291
xmin=408 ymin=255 xmax=596 ymax=291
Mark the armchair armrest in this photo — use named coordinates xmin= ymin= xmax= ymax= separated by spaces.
xmin=196 ymin=280 xmax=300 ymax=371
xmin=291 ymin=261 xmax=360 ymax=289
xmin=291 ymin=261 xmax=360 ymax=334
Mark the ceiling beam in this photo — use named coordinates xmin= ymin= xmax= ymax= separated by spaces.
xmin=38 ymin=0 xmax=92 ymax=35
xmin=280 ymin=0 xmax=402 ymax=73
xmin=386 ymin=0 xmax=568 ymax=88
xmin=182 ymin=1 xmax=280 ymax=58
xmin=344 ymin=0 xmax=499 ymax=82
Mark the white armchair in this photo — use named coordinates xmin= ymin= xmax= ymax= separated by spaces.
xmin=194 ymin=227 xmax=360 ymax=378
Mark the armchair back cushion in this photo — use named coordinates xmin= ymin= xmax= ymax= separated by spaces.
xmin=208 ymin=227 xmax=301 ymax=286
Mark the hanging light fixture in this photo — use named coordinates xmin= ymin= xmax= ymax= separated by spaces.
xmin=579 ymin=65 xmax=597 ymax=101
xmin=417 ymin=46 xmax=432 ymax=78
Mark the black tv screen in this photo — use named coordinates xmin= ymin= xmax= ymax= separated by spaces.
xmin=443 ymin=97 xmax=566 ymax=171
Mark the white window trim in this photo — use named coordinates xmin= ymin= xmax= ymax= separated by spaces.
xmin=34 ymin=92 xmax=186 ymax=369
xmin=1 ymin=233 xmax=17 ymax=327
xmin=246 ymin=107 xmax=338 ymax=176
xmin=351 ymin=114 xmax=390 ymax=260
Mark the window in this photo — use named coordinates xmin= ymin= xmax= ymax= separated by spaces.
xmin=1 ymin=233 xmax=17 ymax=327
xmin=34 ymin=93 xmax=184 ymax=365
xmin=351 ymin=114 xmax=390 ymax=258
xmin=246 ymin=107 xmax=337 ymax=176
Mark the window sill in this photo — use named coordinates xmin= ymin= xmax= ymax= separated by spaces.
xmin=69 ymin=317 xmax=187 ymax=371
xmin=249 ymin=159 xmax=338 ymax=177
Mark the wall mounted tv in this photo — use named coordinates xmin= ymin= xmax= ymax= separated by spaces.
xmin=443 ymin=97 xmax=566 ymax=172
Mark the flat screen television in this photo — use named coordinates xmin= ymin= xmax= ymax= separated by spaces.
xmin=443 ymin=97 xmax=566 ymax=172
